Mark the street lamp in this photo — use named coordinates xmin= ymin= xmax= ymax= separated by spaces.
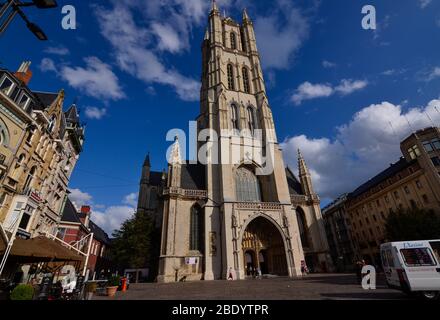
xmin=26 ymin=21 xmax=46 ymax=40
xmin=0 ymin=0 xmax=57 ymax=40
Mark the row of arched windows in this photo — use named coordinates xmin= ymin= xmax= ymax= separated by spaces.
xmin=230 ymin=104 xmax=257 ymax=134
xmin=227 ymin=64 xmax=251 ymax=94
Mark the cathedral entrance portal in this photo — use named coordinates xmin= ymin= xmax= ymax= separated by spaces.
xmin=241 ymin=217 xmax=288 ymax=276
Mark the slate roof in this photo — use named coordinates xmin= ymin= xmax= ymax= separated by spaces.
xmin=285 ymin=167 xmax=303 ymax=195
xmin=150 ymin=171 xmax=165 ymax=186
xmin=350 ymin=157 xmax=415 ymax=198
xmin=65 ymin=104 xmax=80 ymax=124
xmin=61 ymin=198 xmax=82 ymax=224
xmin=32 ymin=91 xmax=58 ymax=109
xmin=89 ymin=220 xmax=111 ymax=245
xmin=181 ymin=163 xmax=206 ymax=190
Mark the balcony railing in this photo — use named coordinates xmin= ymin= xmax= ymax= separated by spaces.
xmin=290 ymin=194 xmax=320 ymax=204
xmin=163 ymin=187 xmax=208 ymax=199
xmin=234 ymin=202 xmax=282 ymax=211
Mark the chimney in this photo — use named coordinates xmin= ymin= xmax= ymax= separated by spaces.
xmin=14 ymin=61 xmax=33 ymax=85
xmin=80 ymin=205 xmax=91 ymax=227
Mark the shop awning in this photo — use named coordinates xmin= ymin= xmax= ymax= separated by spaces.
xmin=1 ymin=236 xmax=84 ymax=263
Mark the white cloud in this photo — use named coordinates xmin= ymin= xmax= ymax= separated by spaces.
xmin=291 ymin=79 xmax=368 ymax=105
xmin=59 ymin=57 xmax=125 ymax=101
xmin=254 ymin=0 xmax=310 ymax=69
xmin=281 ymin=99 xmax=440 ymax=200
xmin=427 ymin=67 xmax=440 ymax=81
xmin=44 ymin=46 xmax=70 ymax=56
xmin=335 ymin=79 xmax=368 ymax=96
xmin=94 ymin=3 xmax=200 ymax=101
xmin=68 ymin=189 xmax=137 ymax=234
xmin=291 ymin=82 xmax=333 ymax=105
xmin=69 ymin=188 xmax=93 ymax=209
xmin=85 ymin=106 xmax=107 ymax=120
xmin=92 ymin=206 xmax=135 ymax=235
xmin=322 ymin=60 xmax=336 ymax=68
xmin=151 ymin=22 xmax=184 ymax=53
xmin=123 ymin=192 xmax=138 ymax=207
xmin=39 ymin=58 xmax=57 ymax=73
xmin=419 ymin=0 xmax=432 ymax=8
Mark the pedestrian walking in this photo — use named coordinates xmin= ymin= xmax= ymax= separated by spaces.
xmin=227 ymin=267 xmax=234 ymax=280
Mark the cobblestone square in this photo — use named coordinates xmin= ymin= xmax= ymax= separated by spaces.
xmin=94 ymin=274 xmax=408 ymax=300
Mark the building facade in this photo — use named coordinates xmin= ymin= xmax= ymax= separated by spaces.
xmin=322 ymin=194 xmax=356 ymax=272
xmin=0 ymin=61 xmax=84 ymax=240
xmin=137 ymin=3 xmax=332 ymax=282
xmin=345 ymin=127 xmax=440 ymax=265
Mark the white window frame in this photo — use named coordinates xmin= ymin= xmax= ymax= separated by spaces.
xmin=17 ymin=92 xmax=31 ymax=109
xmin=0 ymin=75 xmax=15 ymax=96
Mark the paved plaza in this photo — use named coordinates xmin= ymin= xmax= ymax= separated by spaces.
xmin=94 ymin=273 xmax=408 ymax=300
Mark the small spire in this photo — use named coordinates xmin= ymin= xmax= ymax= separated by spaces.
xmin=211 ymin=0 xmax=219 ymax=14
xmin=144 ymin=152 xmax=151 ymax=167
xmin=204 ymin=28 xmax=209 ymax=40
xmin=298 ymin=149 xmax=309 ymax=177
xmin=243 ymin=8 xmax=250 ymax=22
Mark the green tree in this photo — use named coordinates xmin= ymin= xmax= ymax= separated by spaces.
xmin=109 ymin=211 xmax=154 ymax=270
xmin=385 ymin=208 xmax=440 ymax=241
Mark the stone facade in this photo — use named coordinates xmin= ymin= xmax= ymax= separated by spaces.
xmin=0 ymin=61 xmax=84 ymax=240
xmin=137 ymin=4 xmax=331 ymax=282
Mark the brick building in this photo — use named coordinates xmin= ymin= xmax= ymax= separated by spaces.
xmin=58 ymin=198 xmax=112 ymax=279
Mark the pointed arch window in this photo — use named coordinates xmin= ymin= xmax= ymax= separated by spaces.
xmin=235 ymin=167 xmax=261 ymax=202
xmin=230 ymin=103 xmax=239 ymax=132
xmin=246 ymin=107 xmax=256 ymax=135
xmin=230 ymin=32 xmax=237 ymax=50
xmin=190 ymin=205 xmax=204 ymax=251
xmin=242 ymin=67 xmax=250 ymax=93
xmin=0 ymin=121 xmax=9 ymax=147
xmin=227 ymin=64 xmax=235 ymax=90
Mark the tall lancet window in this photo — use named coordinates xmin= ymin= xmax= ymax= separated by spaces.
xmin=227 ymin=64 xmax=235 ymax=90
xmin=240 ymin=28 xmax=247 ymax=52
xmin=235 ymin=167 xmax=261 ymax=202
xmin=230 ymin=103 xmax=239 ymax=132
xmin=296 ymin=208 xmax=309 ymax=248
xmin=242 ymin=67 xmax=250 ymax=93
xmin=230 ymin=32 xmax=237 ymax=50
xmin=190 ymin=205 xmax=204 ymax=251
xmin=246 ymin=107 xmax=256 ymax=135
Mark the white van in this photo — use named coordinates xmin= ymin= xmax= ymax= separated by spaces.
xmin=380 ymin=240 xmax=440 ymax=300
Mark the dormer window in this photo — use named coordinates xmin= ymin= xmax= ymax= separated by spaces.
xmin=17 ymin=92 xmax=31 ymax=109
xmin=0 ymin=76 xmax=14 ymax=96
xmin=48 ymin=115 xmax=57 ymax=133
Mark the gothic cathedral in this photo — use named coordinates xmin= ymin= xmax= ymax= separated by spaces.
xmin=137 ymin=2 xmax=332 ymax=282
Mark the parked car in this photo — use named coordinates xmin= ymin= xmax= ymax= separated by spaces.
xmin=380 ymin=240 xmax=440 ymax=300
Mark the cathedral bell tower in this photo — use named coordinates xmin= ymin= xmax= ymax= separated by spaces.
xmin=197 ymin=1 xmax=307 ymax=280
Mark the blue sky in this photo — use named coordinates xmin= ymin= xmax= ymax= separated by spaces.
xmin=1 ymin=0 xmax=440 ymax=233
